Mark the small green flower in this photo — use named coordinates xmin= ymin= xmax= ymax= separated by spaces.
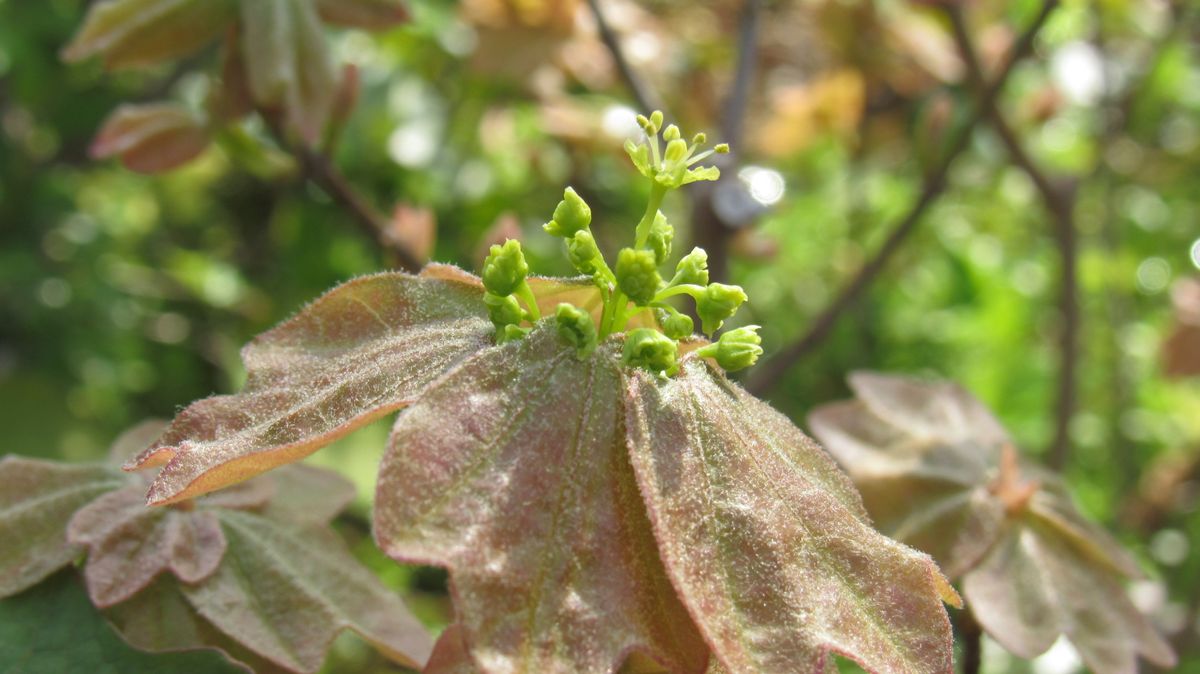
xmin=484 ymin=292 xmax=524 ymax=328
xmin=482 ymin=239 xmax=529 ymax=297
xmin=623 ymin=328 xmax=677 ymax=375
xmin=555 ymin=303 xmax=598 ymax=357
xmin=671 ymin=248 xmax=709 ymax=287
xmin=615 ymin=248 xmax=662 ymax=306
xmin=657 ymin=307 xmax=694 ymax=340
xmin=696 ymin=325 xmax=762 ymax=371
xmin=544 ymin=187 xmax=592 ymax=238
xmin=499 ymin=323 xmax=530 ymax=343
xmin=696 ymin=283 xmax=748 ymax=336
xmin=646 ymin=211 xmax=673 ymax=266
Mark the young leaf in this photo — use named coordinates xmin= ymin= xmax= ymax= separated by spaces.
xmin=239 ymin=0 xmax=338 ymax=143
xmin=808 ymin=371 xmax=1177 ymax=674
xmin=0 ymin=458 xmax=125 ymax=598
xmin=127 ymin=267 xmax=493 ymax=505
xmin=625 ymin=359 xmax=959 ymax=674
xmin=423 ymin=625 xmax=475 ymax=674
xmin=89 ymin=103 xmax=211 ymax=174
xmin=375 ymin=327 xmax=709 ymax=674
xmin=183 ymin=510 xmax=433 ymax=673
xmin=315 ymin=0 xmax=409 ymax=30
xmin=62 ymin=0 xmax=237 ymax=69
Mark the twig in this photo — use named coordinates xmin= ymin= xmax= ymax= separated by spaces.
xmin=959 ymin=607 xmax=983 ymax=674
xmin=745 ymin=0 xmax=1059 ymax=395
xmin=585 ymin=0 xmax=662 ymax=114
xmin=945 ymin=4 xmax=1078 ymax=470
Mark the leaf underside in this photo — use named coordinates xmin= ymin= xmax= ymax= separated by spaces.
xmin=375 ymin=327 xmax=708 ymax=674
xmin=627 ymin=361 xmax=958 ymax=674
xmin=808 ymin=371 xmax=1177 ymax=673
xmin=128 ymin=267 xmax=492 ymax=505
xmin=62 ymin=0 xmax=236 ymax=69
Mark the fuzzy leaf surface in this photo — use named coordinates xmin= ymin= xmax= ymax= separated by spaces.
xmin=239 ymin=0 xmax=337 ymax=142
xmin=128 ymin=267 xmax=492 ymax=505
xmin=423 ymin=625 xmax=476 ymax=674
xmin=315 ymin=0 xmax=409 ymax=30
xmin=0 ymin=457 xmax=125 ymax=598
xmin=626 ymin=359 xmax=958 ymax=674
xmin=808 ymin=371 xmax=1176 ymax=672
xmin=183 ymin=510 xmax=433 ymax=673
xmin=375 ymin=327 xmax=708 ymax=674
xmin=62 ymin=0 xmax=236 ymax=68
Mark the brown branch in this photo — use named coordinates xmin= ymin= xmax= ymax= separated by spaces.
xmin=959 ymin=607 xmax=983 ymax=674
xmin=946 ymin=3 xmax=1078 ymax=470
xmin=585 ymin=0 xmax=662 ymax=115
xmin=744 ymin=1 xmax=1059 ymax=395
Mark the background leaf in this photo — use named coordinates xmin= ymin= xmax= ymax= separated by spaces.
xmin=90 ymin=103 xmax=211 ymax=175
xmin=62 ymin=0 xmax=236 ymax=68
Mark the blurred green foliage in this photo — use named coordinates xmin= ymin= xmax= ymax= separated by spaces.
xmin=1 ymin=0 xmax=1197 ymax=672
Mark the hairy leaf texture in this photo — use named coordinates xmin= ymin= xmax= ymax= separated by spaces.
xmin=127 ymin=267 xmax=492 ymax=505
xmin=62 ymin=0 xmax=237 ymax=69
xmin=0 ymin=458 xmax=125 ymax=598
xmin=375 ymin=327 xmax=709 ymax=674
xmin=808 ymin=371 xmax=1176 ymax=674
xmin=626 ymin=360 xmax=959 ymax=674
xmin=423 ymin=625 xmax=476 ymax=674
xmin=90 ymin=103 xmax=211 ymax=174
xmin=240 ymin=0 xmax=337 ymax=143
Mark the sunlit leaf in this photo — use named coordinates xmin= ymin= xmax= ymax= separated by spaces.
xmin=240 ymin=0 xmax=337 ymax=143
xmin=89 ymin=103 xmax=211 ymax=174
xmin=808 ymin=371 xmax=1177 ymax=673
xmin=62 ymin=0 xmax=236 ymax=69
xmin=375 ymin=327 xmax=709 ymax=674
xmin=0 ymin=457 xmax=125 ymax=598
xmin=127 ymin=267 xmax=492 ymax=505
xmin=183 ymin=510 xmax=433 ymax=673
xmin=423 ymin=625 xmax=475 ymax=674
xmin=626 ymin=359 xmax=959 ymax=674
xmin=315 ymin=0 xmax=409 ymax=30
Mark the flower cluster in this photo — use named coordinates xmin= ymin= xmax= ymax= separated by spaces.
xmin=480 ymin=111 xmax=761 ymax=376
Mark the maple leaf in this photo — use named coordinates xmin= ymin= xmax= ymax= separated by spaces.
xmin=808 ymin=371 xmax=1177 ymax=674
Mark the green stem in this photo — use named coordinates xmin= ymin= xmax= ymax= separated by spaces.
xmin=515 ymin=281 xmax=540 ymax=322
xmin=653 ymin=284 xmax=705 ymax=303
xmin=613 ymin=304 xmax=649 ymax=333
xmin=600 ymin=288 xmax=623 ymax=338
xmin=634 ymin=184 xmax=668 ymax=249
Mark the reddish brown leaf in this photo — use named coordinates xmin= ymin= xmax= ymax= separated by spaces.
xmin=388 ymin=204 xmax=437 ymax=263
xmin=626 ymin=359 xmax=958 ymax=674
xmin=808 ymin=371 xmax=1177 ymax=673
xmin=239 ymin=0 xmax=338 ymax=143
xmin=67 ymin=486 xmax=226 ymax=607
xmin=127 ymin=267 xmax=492 ymax=505
xmin=0 ymin=458 xmax=125 ymax=598
xmin=90 ymin=103 xmax=211 ymax=174
xmin=375 ymin=327 xmax=708 ymax=674
xmin=183 ymin=510 xmax=433 ymax=673
xmin=423 ymin=625 xmax=476 ymax=674
xmin=62 ymin=0 xmax=236 ymax=69
xmin=316 ymin=0 xmax=410 ymax=30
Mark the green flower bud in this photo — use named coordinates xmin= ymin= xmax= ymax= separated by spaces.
xmin=544 ymin=186 xmax=592 ymax=238
xmin=623 ymin=328 xmax=677 ymax=374
xmin=615 ymin=248 xmax=662 ymax=306
xmin=646 ymin=211 xmax=673 ymax=265
xmin=663 ymin=124 xmax=681 ymax=141
xmin=649 ymin=110 xmax=664 ymax=134
xmin=657 ymin=308 xmax=694 ymax=340
xmin=692 ymin=132 xmax=706 ymax=145
xmin=555 ymin=303 xmax=597 ymax=357
xmin=499 ymin=323 xmax=530 ymax=343
xmin=696 ymin=282 xmax=748 ymax=335
xmin=664 ymin=138 xmax=688 ymax=164
xmin=567 ymin=229 xmax=603 ymax=276
xmin=482 ymin=239 xmax=529 ymax=296
xmin=698 ymin=325 xmax=762 ymax=371
xmin=483 ymin=292 xmax=524 ymax=327
xmin=672 ymin=247 xmax=709 ymax=287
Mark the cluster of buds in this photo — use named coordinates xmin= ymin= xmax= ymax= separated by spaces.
xmin=482 ymin=111 xmax=760 ymax=376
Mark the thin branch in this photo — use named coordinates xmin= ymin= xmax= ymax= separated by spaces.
xmin=745 ymin=0 xmax=1059 ymax=395
xmin=721 ymin=0 xmax=763 ymax=148
xmin=946 ymin=3 xmax=1078 ymax=470
xmin=585 ymin=0 xmax=662 ymax=114
xmin=959 ymin=607 xmax=983 ymax=674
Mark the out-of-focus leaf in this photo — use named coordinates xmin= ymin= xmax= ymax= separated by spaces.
xmin=316 ymin=0 xmax=409 ymax=30
xmin=809 ymin=371 xmax=1177 ymax=674
xmin=1163 ymin=277 xmax=1200 ymax=378
xmin=388 ymin=204 xmax=437 ymax=263
xmin=0 ymin=571 xmax=245 ymax=674
xmin=258 ymin=463 xmax=356 ymax=526
xmin=0 ymin=457 xmax=125 ymax=598
xmin=375 ymin=327 xmax=708 ymax=674
xmin=423 ymin=625 xmax=475 ymax=674
xmin=62 ymin=0 xmax=236 ymax=69
xmin=126 ymin=267 xmax=492 ymax=506
xmin=90 ymin=103 xmax=212 ymax=174
xmin=626 ymin=359 xmax=958 ymax=674
xmin=240 ymin=0 xmax=338 ymax=143
xmin=67 ymin=487 xmax=226 ymax=607
xmin=184 ymin=510 xmax=433 ymax=673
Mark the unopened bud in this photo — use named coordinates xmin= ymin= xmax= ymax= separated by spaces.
xmin=555 ymin=303 xmax=598 ymax=357
xmin=658 ymin=308 xmax=694 ymax=340
xmin=482 ymin=239 xmax=528 ymax=296
xmin=615 ymin=248 xmax=663 ymax=306
xmin=696 ymin=282 xmax=747 ymax=335
xmin=623 ymin=328 xmax=677 ymax=374
xmin=567 ymin=230 xmax=603 ymax=276
xmin=646 ymin=211 xmax=673 ymax=265
xmin=544 ymin=186 xmax=592 ymax=238
xmin=698 ymin=325 xmax=762 ymax=371
xmin=672 ymin=247 xmax=709 ymax=287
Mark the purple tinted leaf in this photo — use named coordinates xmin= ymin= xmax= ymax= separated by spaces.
xmin=89 ymin=103 xmax=211 ymax=174
xmin=375 ymin=327 xmax=708 ymax=674
xmin=315 ymin=0 xmax=409 ymax=30
xmin=256 ymin=464 xmax=356 ymax=526
xmin=62 ymin=0 xmax=236 ymax=69
xmin=0 ymin=457 xmax=125 ymax=598
xmin=183 ymin=510 xmax=432 ymax=673
xmin=625 ymin=359 xmax=958 ymax=674
xmin=423 ymin=625 xmax=475 ymax=674
xmin=127 ymin=267 xmax=491 ymax=505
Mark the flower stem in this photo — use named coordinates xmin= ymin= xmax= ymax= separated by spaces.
xmin=634 ymin=184 xmax=668 ymax=249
